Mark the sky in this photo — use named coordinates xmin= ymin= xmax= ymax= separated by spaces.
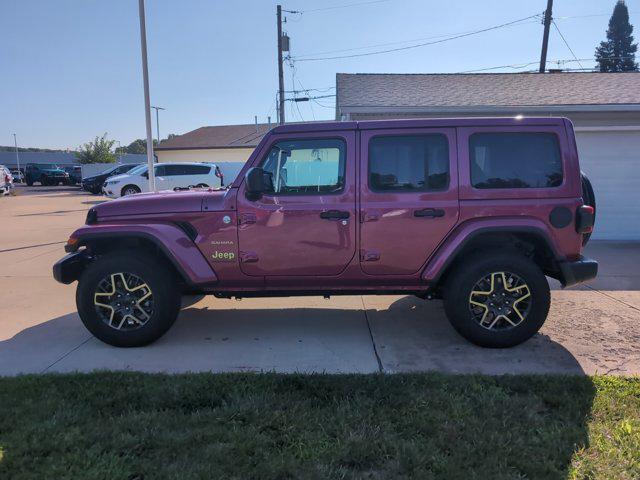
xmin=1 ymin=0 xmax=638 ymax=149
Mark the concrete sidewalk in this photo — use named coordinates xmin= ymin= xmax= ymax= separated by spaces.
xmin=1 ymin=187 xmax=639 ymax=376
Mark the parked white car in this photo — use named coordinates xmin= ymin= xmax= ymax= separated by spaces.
xmin=102 ymin=162 xmax=223 ymax=198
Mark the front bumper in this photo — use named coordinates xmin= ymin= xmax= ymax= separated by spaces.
xmin=558 ymin=256 xmax=598 ymax=288
xmin=53 ymin=251 xmax=89 ymax=284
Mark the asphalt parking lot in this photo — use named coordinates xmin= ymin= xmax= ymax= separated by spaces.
xmin=1 ymin=185 xmax=639 ymax=376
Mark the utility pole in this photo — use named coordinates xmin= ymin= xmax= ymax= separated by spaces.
xmin=151 ymin=106 xmax=165 ymax=146
xmin=13 ymin=134 xmax=21 ymax=181
xmin=539 ymin=0 xmax=553 ymax=73
xmin=277 ymin=5 xmax=285 ymax=125
xmin=138 ymin=0 xmax=156 ymax=191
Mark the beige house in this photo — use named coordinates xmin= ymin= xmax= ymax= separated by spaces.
xmin=336 ymin=72 xmax=640 ymax=240
xmin=155 ymin=123 xmax=271 ymax=165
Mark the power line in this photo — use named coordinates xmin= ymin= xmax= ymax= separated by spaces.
xmin=291 ymin=13 xmax=541 ymax=62
xmin=291 ymin=20 xmax=540 ymax=59
xmin=552 ymin=20 xmax=584 ymax=70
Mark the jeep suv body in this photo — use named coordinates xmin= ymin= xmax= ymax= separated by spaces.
xmin=25 ymin=163 xmax=70 ymax=186
xmin=53 ymin=118 xmax=597 ymax=348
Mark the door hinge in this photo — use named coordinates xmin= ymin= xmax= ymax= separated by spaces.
xmin=360 ymin=249 xmax=380 ymax=262
xmin=239 ymin=251 xmax=259 ymax=263
xmin=238 ymin=213 xmax=257 ymax=225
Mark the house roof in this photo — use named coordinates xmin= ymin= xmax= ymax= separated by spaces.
xmin=156 ymin=123 xmax=273 ymax=151
xmin=336 ymin=72 xmax=640 ymax=111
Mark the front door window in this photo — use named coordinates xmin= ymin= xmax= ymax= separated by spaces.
xmin=260 ymin=138 xmax=346 ymax=195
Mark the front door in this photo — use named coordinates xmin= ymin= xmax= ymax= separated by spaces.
xmin=237 ymin=132 xmax=357 ymax=276
xmin=359 ymin=128 xmax=459 ymax=275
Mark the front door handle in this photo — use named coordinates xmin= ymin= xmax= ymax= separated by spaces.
xmin=414 ymin=208 xmax=445 ymax=218
xmin=320 ymin=210 xmax=350 ymax=220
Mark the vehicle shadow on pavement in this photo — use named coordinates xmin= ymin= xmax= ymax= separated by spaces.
xmin=0 ymin=295 xmax=585 ymax=376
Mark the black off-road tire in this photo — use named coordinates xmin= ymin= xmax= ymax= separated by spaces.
xmin=443 ymin=251 xmax=550 ymax=348
xmin=26 ymin=178 xmax=33 ymax=186
xmin=76 ymin=252 xmax=181 ymax=347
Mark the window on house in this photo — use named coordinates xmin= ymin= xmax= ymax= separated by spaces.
xmin=470 ymin=132 xmax=563 ymax=189
xmin=368 ymin=134 xmax=449 ymax=192
xmin=259 ymin=138 xmax=346 ymax=194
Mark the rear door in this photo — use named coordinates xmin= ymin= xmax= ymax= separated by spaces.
xmin=359 ymin=128 xmax=459 ymax=275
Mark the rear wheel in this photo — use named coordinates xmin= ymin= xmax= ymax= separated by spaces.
xmin=443 ymin=252 xmax=550 ymax=348
xmin=121 ymin=185 xmax=141 ymax=196
xmin=76 ymin=252 xmax=181 ymax=347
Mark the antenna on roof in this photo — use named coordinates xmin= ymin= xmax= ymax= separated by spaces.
xmin=254 ymin=115 xmax=258 ymax=133
xmin=268 ymin=116 xmax=271 ymax=127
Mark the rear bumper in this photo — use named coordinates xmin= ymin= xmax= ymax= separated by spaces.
xmin=53 ymin=251 xmax=89 ymax=284
xmin=558 ymin=256 xmax=598 ymax=288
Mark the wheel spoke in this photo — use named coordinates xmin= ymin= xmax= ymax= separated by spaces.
xmin=468 ymin=271 xmax=531 ymax=331
xmin=93 ymin=272 xmax=154 ymax=331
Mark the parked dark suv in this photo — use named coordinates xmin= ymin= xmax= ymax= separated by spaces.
xmin=81 ymin=163 xmax=139 ymax=194
xmin=25 ymin=163 xmax=70 ymax=186
xmin=54 ymin=118 xmax=597 ymax=348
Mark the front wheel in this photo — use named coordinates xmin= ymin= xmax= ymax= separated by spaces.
xmin=121 ymin=185 xmax=141 ymax=196
xmin=443 ymin=252 xmax=550 ymax=348
xmin=76 ymin=252 xmax=181 ymax=347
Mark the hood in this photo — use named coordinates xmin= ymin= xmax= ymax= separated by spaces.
xmin=104 ymin=173 xmax=131 ymax=182
xmin=42 ymin=168 xmax=66 ymax=173
xmin=92 ymin=188 xmax=232 ymax=218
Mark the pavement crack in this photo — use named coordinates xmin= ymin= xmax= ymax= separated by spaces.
xmin=361 ymin=297 xmax=384 ymax=373
xmin=585 ymin=285 xmax=640 ymax=313
xmin=41 ymin=335 xmax=94 ymax=373
xmin=0 ymin=241 xmax=66 ymax=254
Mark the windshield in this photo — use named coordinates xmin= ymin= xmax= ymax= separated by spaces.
xmin=35 ymin=164 xmax=60 ymax=169
xmin=126 ymin=164 xmax=148 ymax=176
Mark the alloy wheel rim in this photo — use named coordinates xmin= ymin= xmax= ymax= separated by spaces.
xmin=94 ymin=272 xmax=154 ymax=331
xmin=468 ymin=271 xmax=532 ymax=331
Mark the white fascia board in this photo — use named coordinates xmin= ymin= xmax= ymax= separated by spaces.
xmin=339 ymin=104 xmax=640 ymax=114
xmin=574 ymin=125 xmax=640 ymax=132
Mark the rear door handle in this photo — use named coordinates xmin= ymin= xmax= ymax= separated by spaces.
xmin=320 ymin=210 xmax=350 ymax=220
xmin=414 ymin=208 xmax=445 ymax=218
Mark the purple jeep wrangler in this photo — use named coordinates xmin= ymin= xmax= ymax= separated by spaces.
xmin=53 ymin=118 xmax=597 ymax=348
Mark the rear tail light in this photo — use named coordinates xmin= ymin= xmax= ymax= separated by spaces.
xmin=576 ymin=205 xmax=595 ymax=234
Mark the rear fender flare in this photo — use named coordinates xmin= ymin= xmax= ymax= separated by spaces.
xmin=70 ymin=223 xmax=218 ymax=286
xmin=422 ymin=218 xmax=562 ymax=284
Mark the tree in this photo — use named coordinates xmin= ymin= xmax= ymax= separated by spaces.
xmin=76 ymin=133 xmax=116 ymax=164
xmin=120 ymin=135 xmax=176 ymax=154
xmin=595 ymin=0 xmax=638 ymax=72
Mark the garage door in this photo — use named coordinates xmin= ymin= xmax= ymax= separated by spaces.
xmin=575 ymin=130 xmax=640 ymax=240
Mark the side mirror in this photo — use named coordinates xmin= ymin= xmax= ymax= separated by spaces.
xmin=142 ymin=171 xmax=149 ymax=178
xmin=245 ymin=167 xmax=265 ymax=200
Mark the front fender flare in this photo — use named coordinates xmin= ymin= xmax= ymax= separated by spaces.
xmin=68 ymin=223 xmax=218 ymax=286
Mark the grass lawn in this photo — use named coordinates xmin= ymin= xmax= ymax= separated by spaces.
xmin=0 ymin=373 xmax=638 ymax=479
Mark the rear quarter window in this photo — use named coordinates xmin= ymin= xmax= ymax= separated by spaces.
xmin=470 ymin=132 xmax=562 ymax=189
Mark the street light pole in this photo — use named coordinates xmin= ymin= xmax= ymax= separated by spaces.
xmin=138 ymin=0 xmax=156 ymax=192
xmin=151 ymin=106 xmax=165 ymax=146
xmin=13 ymin=134 xmax=21 ymax=181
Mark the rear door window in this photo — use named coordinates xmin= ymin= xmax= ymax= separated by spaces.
xmin=181 ymin=165 xmax=211 ymax=175
xmin=368 ymin=134 xmax=449 ymax=192
xmin=470 ymin=133 xmax=562 ymax=189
